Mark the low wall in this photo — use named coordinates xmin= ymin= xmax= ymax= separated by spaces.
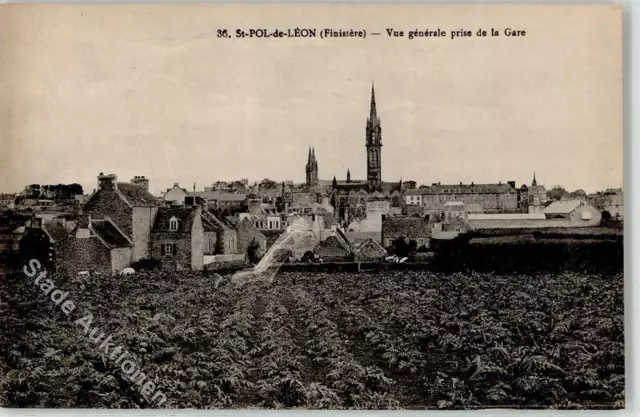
xmin=204 ymin=253 xmax=246 ymax=265
xmin=469 ymin=218 xmax=574 ymax=229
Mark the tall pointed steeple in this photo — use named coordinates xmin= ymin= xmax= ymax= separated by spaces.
xmin=366 ymin=82 xmax=382 ymax=191
xmin=532 ymin=171 xmax=537 ymax=186
xmin=305 ymin=145 xmax=319 ymax=186
xmin=370 ymin=82 xmax=377 ymax=120
xmin=347 ymin=169 xmax=351 ymax=183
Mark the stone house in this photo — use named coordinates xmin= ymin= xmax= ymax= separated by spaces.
xmin=352 ymin=237 xmax=387 ymax=260
xmin=55 ymin=216 xmax=133 ymax=275
xmin=315 ymin=229 xmax=353 ymax=262
xmin=54 ymin=173 xmax=161 ymax=274
xmin=151 ymin=206 xmax=204 ymax=271
xmin=381 ymin=216 xmax=431 ymax=249
xmin=237 ymin=217 xmax=268 ymax=253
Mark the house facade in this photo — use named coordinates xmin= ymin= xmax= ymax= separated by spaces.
xmin=151 ymin=206 xmax=204 ymax=271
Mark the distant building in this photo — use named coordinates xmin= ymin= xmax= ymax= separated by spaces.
xmin=602 ymin=188 xmax=623 ymax=219
xmin=163 ymin=183 xmax=189 ymax=204
xmin=381 ymin=216 xmax=431 ymax=249
xmin=0 ymin=193 xmax=16 ymax=210
xmin=405 ymin=181 xmax=519 ymax=214
xmin=467 ymin=199 xmax=601 ymax=229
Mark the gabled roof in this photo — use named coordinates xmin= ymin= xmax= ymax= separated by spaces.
xmin=352 ymin=237 xmax=386 ymax=254
xmin=317 ymin=234 xmax=352 ymax=255
xmin=90 ymin=219 xmax=132 ymax=248
xmin=382 ymin=217 xmax=431 ymax=238
xmin=152 ymin=207 xmax=199 ymax=233
xmin=118 ymin=183 xmax=161 ymax=207
xmin=42 ymin=220 xmax=70 ymax=243
xmin=202 ymin=209 xmax=233 ymax=230
xmin=543 ymin=199 xmax=583 ymax=214
xmin=0 ymin=193 xmax=16 ymax=200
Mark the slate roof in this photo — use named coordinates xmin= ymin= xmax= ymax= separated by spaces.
xmin=414 ymin=183 xmax=516 ymax=195
xmin=202 ymin=209 xmax=234 ymax=230
xmin=152 ymin=207 xmax=198 ymax=233
xmin=42 ymin=220 xmax=70 ymax=243
xmin=90 ymin=219 xmax=132 ymax=248
xmin=543 ymin=199 xmax=583 ymax=215
xmin=194 ymin=191 xmax=247 ymax=202
xmin=117 ymin=183 xmax=162 ymax=207
xmin=382 ymin=217 xmax=431 ymax=238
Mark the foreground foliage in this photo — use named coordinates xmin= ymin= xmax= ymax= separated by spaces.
xmin=0 ymin=268 xmax=623 ymax=409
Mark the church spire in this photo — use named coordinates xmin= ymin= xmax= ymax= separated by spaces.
xmin=370 ymin=82 xmax=377 ymax=120
xmin=366 ymin=82 xmax=382 ymax=191
xmin=532 ymin=171 xmax=537 ymax=186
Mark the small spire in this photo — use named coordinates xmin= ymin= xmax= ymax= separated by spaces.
xmin=370 ymin=81 xmax=377 ymax=119
xmin=347 ymin=169 xmax=351 ymax=183
xmin=532 ymin=171 xmax=537 ymax=186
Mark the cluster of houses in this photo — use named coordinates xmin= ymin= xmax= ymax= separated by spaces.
xmin=0 ymin=171 xmax=622 ymax=275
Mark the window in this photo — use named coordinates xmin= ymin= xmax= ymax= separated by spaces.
xmin=161 ymin=243 xmax=177 ymax=256
xmin=169 ymin=216 xmax=179 ymax=231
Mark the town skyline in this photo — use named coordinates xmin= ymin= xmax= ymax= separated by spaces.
xmin=0 ymin=4 xmax=622 ymax=195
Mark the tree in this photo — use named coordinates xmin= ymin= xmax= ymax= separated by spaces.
xmin=260 ymin=178 xmax=277 ymax=190
xmin=548 ymin=185 xmax=569 ymax=201
xmin=602 ymin=210 xmax=612 ymax=221
xmin=22 ymin=184 xmax=41 ymax=199
xmin=390 ymin=237 xmax=417 ymax=258
xmin=570 ymin=189 xmax=587 ymax=198
xmin=247 ymin=239 xmax=262 ymax=264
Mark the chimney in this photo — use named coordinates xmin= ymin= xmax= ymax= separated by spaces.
xmin=98 ymin=173 xmax=118 ymax=191
xmin=471 ymin=182 xmax=474 ymax=186
xmin=130 ymin=175 xmax=149 ymax=190
xmin=248 ymin=199 xmax=262 ymax=215
xmin=460 ymin=182 xmax=463 ymax=186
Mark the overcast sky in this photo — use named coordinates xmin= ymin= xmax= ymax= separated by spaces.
xmin=0 ymin=4 xmax=622 ymax=195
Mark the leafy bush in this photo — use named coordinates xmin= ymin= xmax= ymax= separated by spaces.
xmin=0 ymin=266 xmax=624 ymax=409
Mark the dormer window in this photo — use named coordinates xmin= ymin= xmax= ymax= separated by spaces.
xmin=169 ymin=216 xmax=179 ymax=231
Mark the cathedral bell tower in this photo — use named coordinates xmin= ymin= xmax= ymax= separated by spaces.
xmin=305 ymin=146 xmax=319 ymax=186
xmin=366 ymin=83 xmax=382 ymax=191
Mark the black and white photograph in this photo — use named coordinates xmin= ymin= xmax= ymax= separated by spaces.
xmin=0 ymin=3 xmax=624 ymax=410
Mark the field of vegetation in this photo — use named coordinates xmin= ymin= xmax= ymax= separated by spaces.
xmin=0 ymin=268 xmax=624 ymax=409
